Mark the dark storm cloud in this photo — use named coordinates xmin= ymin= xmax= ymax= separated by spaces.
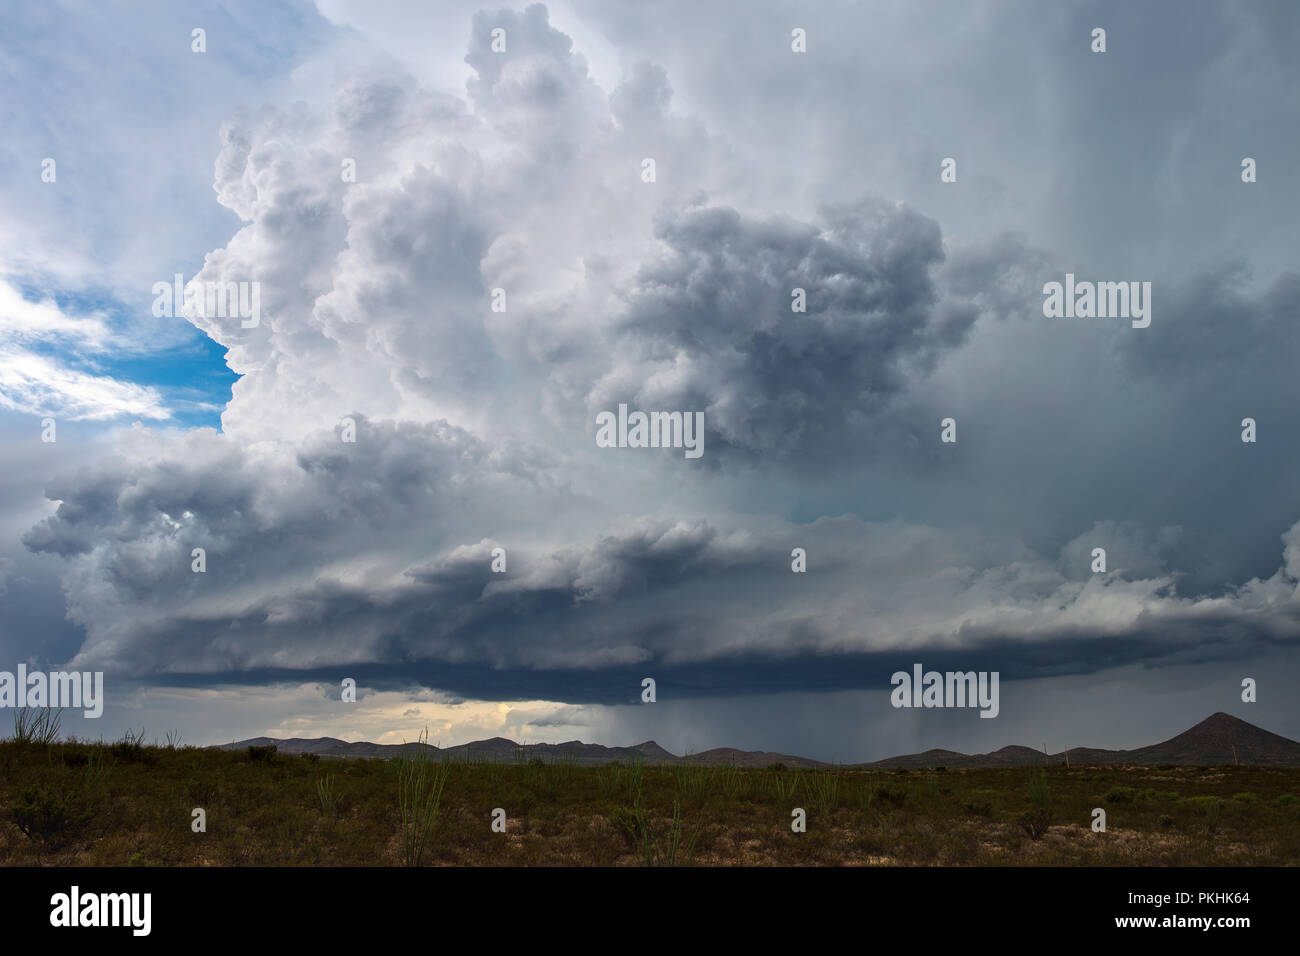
xmin=131 ymin=615 xmax=1294 ymax=708
xmin=1118 ymin=262 xmax=1300 ymax=384
xmin=22 ymin=406 xmax=1300 ymax=691
xmin=599 ymin=197 xmax=980 ymax=464
xmin=6 ymin=0 xmax=1300 ymax=753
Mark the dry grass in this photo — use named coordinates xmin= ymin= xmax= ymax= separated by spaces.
xmin=1 ymin=738 xmax=1297 ymax=865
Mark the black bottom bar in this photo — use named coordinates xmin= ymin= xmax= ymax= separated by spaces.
xmin=0 ymin=865 xmax=1280 ymax=942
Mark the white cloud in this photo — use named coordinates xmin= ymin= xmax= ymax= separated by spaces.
xmin=0 ymin=279 xmax=170 ymax=421
xmin=0 ymin=281 xmax=112 ymax=347
xmin=0 ymin=348 xmax=169 ymax=423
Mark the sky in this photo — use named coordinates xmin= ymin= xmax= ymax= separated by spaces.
xmin=0 ymin=0 xmax=1296 ymax=761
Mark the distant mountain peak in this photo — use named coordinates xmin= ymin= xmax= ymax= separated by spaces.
xmin=866 ymin=712 xmax=1300 ymax=769
xmin=1201 ymin=711 xmax=1243 ymax=725
xmin=213 ymin=713 xmax=1300 ymax=768
xmin=631 ymin=740 xmax=676 ymax=759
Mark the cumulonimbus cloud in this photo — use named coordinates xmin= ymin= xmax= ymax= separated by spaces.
xmin=19 ymin=4 xmax=1300 ymax=701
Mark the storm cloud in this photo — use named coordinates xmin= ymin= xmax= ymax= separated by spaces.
xmin=4 ymin=1 xmax=1299 ymax=754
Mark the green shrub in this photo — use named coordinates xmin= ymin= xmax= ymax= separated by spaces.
xmin=769 ymin=771 xmax=800 ymax=803
xmin=806 ymin=772 xmax=840 ymax=813
xmin=611 ymin=797 xmax=700 ymax=866
xmin=1026 ymin=769 xmax=1050 ymax=809
xmin=1140 ymin=789 xmax=1180 ymax=802
xmin=673 ymin=765 xmax=712 ymax=803
xmin=717 ymin=766 xmax=745 ymax=800
xmin=316 ymin=774 xmax=338 ymax=819
xmin=599 ymin=765 xmax=623 ymax=800
xmin=1184 ymin=796 xmax=1221 ymax=832
xmin=609 ymin=806 xmax=640 ymax=850
xmin=111 ymin=729 xmax=153 ymax=763
xmin=83 ymin=751 xmax=114 ymax=791
xmin=1020 ymin=770 xmax=1051 ymax=839
xmin=184 ymin=777 xmax=216 ymax=806
xmin=1019 ymin=808 xmax=1051 ymax=840
xmin=1108 ymin=787 xmax=1178 ymax=802
xmin=9 ymin=784 xmax=92 ymax=845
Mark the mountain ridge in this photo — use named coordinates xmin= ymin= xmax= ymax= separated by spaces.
xmin=213 ymin=712 xmax=1300 ymax=767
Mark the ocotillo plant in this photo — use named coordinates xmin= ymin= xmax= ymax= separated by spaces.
xmin=396 ymin=728 xmax=449 ymax=866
